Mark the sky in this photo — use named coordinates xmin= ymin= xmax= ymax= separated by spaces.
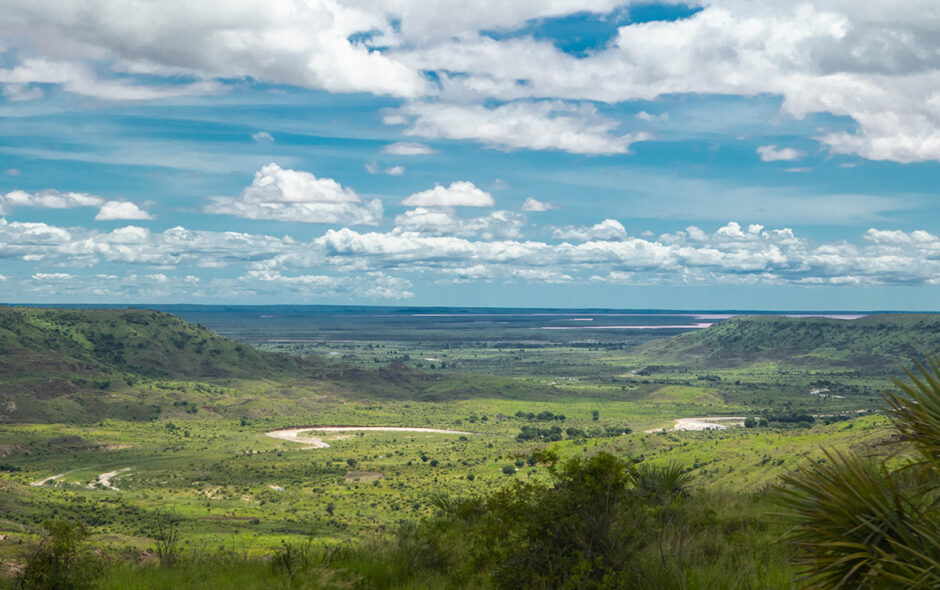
xmin=1 ymin=1 xmax=940 ymax=310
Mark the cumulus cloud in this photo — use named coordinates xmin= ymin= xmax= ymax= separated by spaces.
xmin=0 ymin=2 xmax=428 ymax=99
xmin=2 ymin=215 xmax=940 ymax=296
xmin=95 ymin=201 xmax=155 ymax=221
xmin=401 ymin=181 xmax=494 ymax=207
xmin=5 ymin=2 xmax=940 ymax=160
xmin=397 ymin=2 xmax=940 ymax=163
xmin=0 ymin=189 xmax=103 ymax=214
xmin=757 ymin=145 xmax=805 ymax=162
xmin=205 ymin=163 xmax=383 ymax=225
xmin=385 ymin=165 xmax=405 ymax=176
xmin=389 ymin=101 xmax=649 ymax=155
xmin=383 ymin=142 xmax=436 ymax=155
xmin=521 ymin=197 xmax=554 ymax=212
xmin=553 ymin=219 xmax=627 ymax=242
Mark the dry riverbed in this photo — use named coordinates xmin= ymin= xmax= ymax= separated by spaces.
xmin=645 ymin=417 xmax=746 ymax=433
xmin=266 ymin=426 xmax=479 ymax=449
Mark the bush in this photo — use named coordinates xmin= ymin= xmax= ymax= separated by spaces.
xmin=776 ymin=354 xmax=940 ymax=589
xmin=17 ymin=519 xmax=98 ymax=590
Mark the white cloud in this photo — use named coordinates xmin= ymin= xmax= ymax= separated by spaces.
xmin=521 ymin=197 xmax=554 ymax=212
xmin=252 ymin=131 xmax=274 ymax=143
xmin=240 ymin=269 xmax=414 ymax=300
xmin=0 ymin=57 xmax=223 ymax=101
xmin=636 ymin=111 xmax=669 ymax=122
xmin=205 ymin=163 xmax=383 ymax=225
xmin=4 ymin=169 xmax=20 ymax=176
xmin=32 ymin=272 xmax=72 ymax=281
xmin=0 ymin=189 xmax=104 ymax=214
xmin=553 ymin=219 xmax=626 ymax=242
xmin=393 ymin=207 xmax=525 ymax=239
xmin=95 ymin=201 xmax=155 ymax=221
xmin=396 ymin=2 xmax=940 ymax=163
xmin=385 ymin=165 xmax=405 ymax=176
xmin=757 ymin=145 xmax=805 ymax=162
xmin=390 ymin=100 xmax=649 ymax=155
xmin=383 ymin=142 xmax=436 ymax=155
xmin=0 ymin=2 xmax=428 ymax=99
xmin=401 ymin=181 xmax=494 ymax=207
xmin=1 ymin=216 xmax=940 ymax=293
xmin=6 ymin=2 xmax=940 ymax=161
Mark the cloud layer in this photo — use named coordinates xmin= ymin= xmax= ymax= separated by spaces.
xmin=3 ymin=213 xmax=939 ymax=301
xmin=3 ymin=1 xmax=940 ymax=161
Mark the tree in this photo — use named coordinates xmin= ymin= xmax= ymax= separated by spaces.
xmin=153 ymin=508 xmax=182 ymax=567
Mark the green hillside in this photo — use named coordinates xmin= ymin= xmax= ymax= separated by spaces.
xmin=0 ymin=307 xmax=317 ymax=380
xmin=0 ymin=307 xmax=334 ymax=423
xmin=0 ymin=307 xmax=557 ymax=423
xmin=640 ymin=314 xmax=940 ymax=369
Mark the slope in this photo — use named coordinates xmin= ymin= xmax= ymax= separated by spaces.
xmin=638 ymin=314 xmax=940 ymax=369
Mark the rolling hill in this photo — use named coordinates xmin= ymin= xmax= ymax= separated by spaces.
xmin=639 ymin=314 xmax=940 ymax=369
xmin=0 ymin=307 xmax=551 ymax=423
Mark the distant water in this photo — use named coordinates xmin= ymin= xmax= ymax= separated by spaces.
xmin=0 ymin=304 xmax=879 ymax=345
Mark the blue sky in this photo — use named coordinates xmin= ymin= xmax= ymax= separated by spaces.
xmin=1 ymin=1 xmax=940 ymax=310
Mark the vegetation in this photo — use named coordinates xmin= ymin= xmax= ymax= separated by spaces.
xmin=776 ymin=354 xmax=940 ymax=589
xmin=0 ymin=306 xmax=938 ymax=588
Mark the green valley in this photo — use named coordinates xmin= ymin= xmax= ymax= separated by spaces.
xmin=0 ymin=307 xmax=936 ymax=589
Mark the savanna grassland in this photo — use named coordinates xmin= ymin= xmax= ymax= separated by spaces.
xmin=0 ymin=306 xmax=937 ymax=589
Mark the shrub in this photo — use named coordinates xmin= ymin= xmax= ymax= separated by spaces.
xmin=17 ymin=519 xmax=98 ymax=590
xmin=776 ymin=353 xmax=940 ymax=589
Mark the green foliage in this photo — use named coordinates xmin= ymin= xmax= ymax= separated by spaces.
xmin=776 ymin=355 xmax=940 ymax=589
xmin=630 ymin=461 xmax=693 ymax=501
xmin=777 ymin=451 xmax=940 ymax=589
xmin=16 ymin=519 xmax=98 ymax=590
xmin=886 ymin=353 xmax=940 ymax=467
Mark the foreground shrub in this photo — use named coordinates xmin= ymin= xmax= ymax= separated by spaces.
xmin=16 ymin=519 xmax=98 ymax=590
xmin=776 ymin=354 xmax=940 ymax=589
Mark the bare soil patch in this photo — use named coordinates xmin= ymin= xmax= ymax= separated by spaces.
xmin=345 ymin=470 xmax=383 ymax=483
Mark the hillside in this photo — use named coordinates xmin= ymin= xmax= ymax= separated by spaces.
xmin=639 ymin=314 xmax=940 ymax=369
xmin=0 ymin=307 xmax=336 ymax=422
xmin=0 ymin=307 xmax=318 ymax=380
xmin=0 ymin=307 xmax=553 ymax=423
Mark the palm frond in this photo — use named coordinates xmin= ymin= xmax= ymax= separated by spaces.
xmin=775 ymin=449 xmax=940 ymax=589
xmin=885 ymin=353 xmax=940 ymax=468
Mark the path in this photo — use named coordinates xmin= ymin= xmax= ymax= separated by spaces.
xmin=645 ymin=416 xmax=746 ymax=433
xmin=266 ymin=426 xmax=479 ymax=449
